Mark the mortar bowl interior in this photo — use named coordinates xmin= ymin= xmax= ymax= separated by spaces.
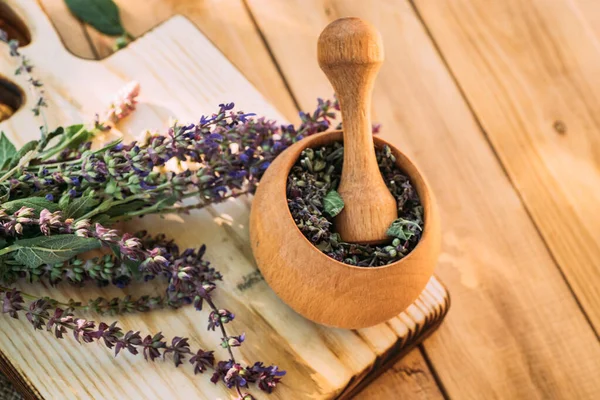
xmin=249 ymin=130 xmax=441 ymax=329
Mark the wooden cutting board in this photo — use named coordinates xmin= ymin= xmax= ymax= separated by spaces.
xmin=0 ymin=1 xmax=449 ymax=399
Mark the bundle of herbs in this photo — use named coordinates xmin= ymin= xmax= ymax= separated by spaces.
xmin=287 ymin=141 xmax=424 ymax=267
xmin=0 ymin=34 xmax=338 ymax=399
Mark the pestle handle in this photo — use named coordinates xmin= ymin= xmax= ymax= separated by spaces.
xmin=318 ymin=17 xmax=397 ymax=244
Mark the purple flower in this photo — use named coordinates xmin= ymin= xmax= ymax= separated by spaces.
xmin=141 ymin=332 xmax=166 ymax=361
xmin=26 ymin=299 xmax=52 ymax=330
xmin=199 ymin=115 xmax=214 ymax=125
xmin=245 ymin=362 xmax=287 ymax=393
xmin=164 ymin=336 xmax=191 ymax=367
xmin=119 ymin=233 xmax=144 ymax=260
xmin=115 ymin=330 xmax=142 ymax=356
xmin=211 ymin=360 xmax=248 ymax=389
xmin=223 ymin=333 xmax=245 ymax=348
xmin=225 ymin=363 xmax=247 ymax=388
xmin=208 ymin=309 xmax=234 ymax=331
xmin=73 ymin=318 xmax=96 ymax=343
xmin=219 ymin=102 xmax=235 ymax=111
xmin=39 ymin=209 xmax=63 ymax=235
xmin=46 ymin=308 xmax=73 ymax=339
xmin=238 ymin=113 xmax=255 ymax=123
xmin=95 ymin=224 xmax=120 ymax=242
xmin=190 ymin=349 xmax=215 ymax=374
xmin=92 ymin=322 xmax=121 ymax=349
xmin=1 ymin=289 xmax=24 ymax=318
xmin=192 ymin=282 xmax=215 ymax=311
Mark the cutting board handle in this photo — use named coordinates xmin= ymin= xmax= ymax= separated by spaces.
xmin=0 ymin=0 xmax=128 ymax=144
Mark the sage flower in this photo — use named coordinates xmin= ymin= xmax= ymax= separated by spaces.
xmin=0 ymin=286 xmax=283 ymax=395
xmin=0 ymin=53 xmax=339 ymax=395
xmin=103 ymin=81 xmax=141 ymax=124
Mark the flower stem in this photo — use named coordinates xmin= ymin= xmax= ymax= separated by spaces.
xmin=204 ymin=296 xmax=244 ymax=398
xmin=38 ymin=126 xmax=88 ymax=161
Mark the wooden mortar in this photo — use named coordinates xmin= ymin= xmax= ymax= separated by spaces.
xmin=250 ymin=18 xmax=441 ymax=329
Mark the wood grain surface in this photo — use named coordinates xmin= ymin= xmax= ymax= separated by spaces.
xmin=412 ymin=0 xmax=600 ymax=332
xmin=245 ymin=0 xmax=600 ymax=398
xmin=38 ymin=0 xmax=299 ymax=123
xmin=0 ymin=1 xmax=450 ymax=399
xmin=7 ymin=0 xmax=600 ymax=398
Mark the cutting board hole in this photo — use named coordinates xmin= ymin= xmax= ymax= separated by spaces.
xmin=0 ymin=2 xmax=31 ymax=46
xmin=0 ymin=76 xmax=24 ymax=122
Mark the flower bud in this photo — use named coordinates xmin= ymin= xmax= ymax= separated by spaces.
xmin=15 ymin=207 xmax=34 ymax=218
xmin=153 ymin=255 xmax=168 ymax=265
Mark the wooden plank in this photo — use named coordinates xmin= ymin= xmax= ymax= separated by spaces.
xmin=0 ymin=1 xmax=448 ymax=398
xmin=37 ymin=0 xmax=299 ymax=123
xmin=412 ymin=0 xmax=600 ymax=332
xmin=354 ymin=348 xmax=443 ymax=400
xmin=245 ymin=0 xmax=600 ymax=398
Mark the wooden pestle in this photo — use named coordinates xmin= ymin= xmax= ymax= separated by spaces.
xmin=251 ymin=17 xmax=441 ymax=328
xmin=317 ymin=17 xmax=397 ymax=244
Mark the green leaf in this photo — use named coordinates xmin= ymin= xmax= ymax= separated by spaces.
xmin=324 ymin=190 xmax=344 ymax=217
xmin=124 ymin=257 xmax=142 ymax=280
xmin=65 ymin=124 xmax=84 ymax=137
xmin=0 ymin=255 xmax=10 ymax=282
xmin=64 ymin=196 xmax=100 ymax=219
xmin=65 ymin=0 xmax=125 ymax=36
xmin=58 ymin=194 xmax=71 ymax=210
xmin=95 ymin=138 xmax=122 ymax=153
xmin=92 ymin=214 xmax=111 ymax=225
xmin=105 ymin=179 xmax=118 ymax=194
xmin=386 ymin=218 xmax=422 ymax=241
xmin=104 ymin=200 xmax=147 ymax=217
xmin=38 ymin=127 xmax=64 ymax=152
xmin=8 ymin=140 xmax=38 ymax=168
xmin=38 ymin=124 xmax=92 ymax=160
xmin=0 ymin=132 xmax=17 ymax=168
xmin=46 ymin=126 xmax=65 ymax=142
xmin=1 ymin=197 xmax=59 ymax=214
xmin=12 ymin=235 xmax=102 ymax=268
xmin=65 ymin=124 xmax=92 ymax=148
xmin=154 ymin=194 xmax=177 ymax=209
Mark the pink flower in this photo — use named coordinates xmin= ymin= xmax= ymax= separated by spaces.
xmin=104 ymin=81 xmax=141 ymax=124
xmin=39 ymin=209 xmax=63 ymax=235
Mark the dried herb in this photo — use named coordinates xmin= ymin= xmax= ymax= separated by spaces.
xmin=0 ymin=285 xmax=284 ymax=400
xmin=387 ymin=218 xmax=422 ymax=241
xmin=287 ymin=142 xmax=423 ymax=266
xmin=323 ymin=190 xmax=344 ymax=217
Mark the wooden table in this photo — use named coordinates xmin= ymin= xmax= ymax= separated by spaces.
xmin=4 ymin=0 xmax=600 ymax=398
